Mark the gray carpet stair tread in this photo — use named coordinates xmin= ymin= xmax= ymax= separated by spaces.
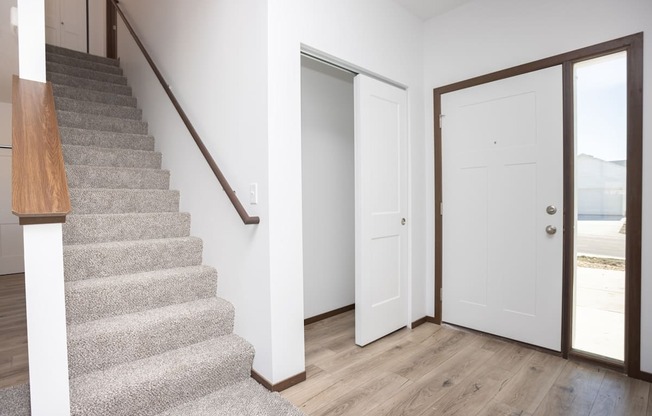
xmin=47 ymin=72 xmax=132 ymax=96
xmin=63 ymin=212 xmax=190 ymax=244
xmin=47 ymin=44 xmax=119 ymax=67
xmin=55 ymin=96 xmax=142 ymax=120
xmin=66 ymin=165 xmax=170 ymax=189
xmin=47 ymin=52 xmax=123 ymax=75
xmin=66 ymin=265 xmax=218 ymax=324
xmin=0 ymin=384 xmax=30 ymax=416
xmin=52 ymin=83 xmax=137 ymax=107
xmin=64 ymin=237 xmax=203 ymax=281
xmin=156 ymin=378 xmax=304 ymax=416
xmin=68 ymin=188 xmax=180 ymax=214
xmin=60 ymin=127 xmax=154 ymax=151
xmin=69 ymin=335 xmax=255 ymax=416
xmin=63 ymin=144 xmax=161 ymax=169
xmin=58 ymin=110 xmax=148 ymax=134
xmin=47 ymin=61 xmax=128 ymax=85
xmin=68 ymin=297 xmax=235 ymax=378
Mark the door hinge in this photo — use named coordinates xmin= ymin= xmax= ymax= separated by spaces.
xmin=440 ymin=202 xmax=443 ymax=216
xmin=439 ymin=114 xmax=445 ymax=129
xmin=440 ymin=288 xmax=442 ymax=302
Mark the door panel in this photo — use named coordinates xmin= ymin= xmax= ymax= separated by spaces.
xmin=355 ymin=75 xmax=408 ymax=347
xmin=45 ymin=0 xmax=86 ymax=52
xmin=44 ymin=0 xmax=60 ymax=46
xmin=442 ymin=66 xmax=563 ymax=351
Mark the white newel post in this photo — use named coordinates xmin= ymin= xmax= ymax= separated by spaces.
xmin=17 ymin=1 xmax=72 ymax=415
xmin=23 ymin=224 xmax=71 ymax=416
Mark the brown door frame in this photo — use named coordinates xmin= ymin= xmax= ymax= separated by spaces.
xmin=433 ymin=33 xmax=644 ymax=379
xmin=106 ymin=0 xmax=118 ymax=59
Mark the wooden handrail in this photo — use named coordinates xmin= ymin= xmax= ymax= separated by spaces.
xmin=110 ymin=0 xmax=260 ymax=225
xmin=12 ymin=75 xmax=71 ymax=225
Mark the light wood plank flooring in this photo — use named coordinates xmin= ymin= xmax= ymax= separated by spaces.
xmin=0 ymin=274 xmax=28 ymax=389
xmin=282 ymin=311 xmax=652 ymax=416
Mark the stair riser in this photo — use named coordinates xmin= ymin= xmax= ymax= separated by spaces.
xmin=63 ymin=213 xmax=190 ymax=245
xmin=48 ymin=72 xmax=132 ymax=96
xmin=52 ymin=84 xmax=137 ymax=107
xmin=68 ymin=300 xmax=235 ymax=377
xmin=60 ymin=128 xmax=154 ymax=152
xmin=64 ymin=238 xmax=203 ymax=281
xmin=47 ymin=62 xmax=128 ymax=85
xmin=70 ymin=337 xmax=255 ymax=416
xmin=63 ymin=145 xmax=161 ymax=169
xmin=66 ymin=166 xmax=170 ymax=190
xmin=46 ymin=44 xmax=119 ymax=67
xmin=55 ymin=97 xmax=142 ymax=120
xmin=66 ymin=267 xmax=217 ymax=325
xmin=58 ymin=111 xmax=148 ymax=135
xmin=68 ymin=189 xmax=179 ymax=214
xmin=47 ymin=53 xmax=123 ymax=75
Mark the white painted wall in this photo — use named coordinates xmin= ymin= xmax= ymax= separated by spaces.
xmin=116 ymin=0 xmax=276 ymax=380
xmin=268 ymin=0 xmax=425 ymax=381
xmin=301 ymin=56 xmax=355 ymax=319
xmin=88 ymin=0 xmax=105 ymax=56
xmin=0 ymin=0 xmax=19 ymax=103
xmin=115 ymin=0 xmax=426 ymax=384
xmin=423 ymin=0 xmax=652 ymax=373
xmin=272 ymin=0 xmax=427 ymax=320
xmin=0 ymin=102 xmax=24 ymax=275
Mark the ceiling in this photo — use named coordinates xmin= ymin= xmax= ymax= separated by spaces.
xmin=393 ymin=0 xmax=475 ymax=20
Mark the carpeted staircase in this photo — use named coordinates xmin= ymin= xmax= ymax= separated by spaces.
xmin=33 ymin=44 xmax=302 ymax=416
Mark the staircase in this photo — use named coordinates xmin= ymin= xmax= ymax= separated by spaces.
xmin=43 ymin=44 xmax=302 ymax=416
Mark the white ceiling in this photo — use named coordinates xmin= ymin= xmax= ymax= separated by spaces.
xmin=393 ymin=0 xmax=475 ymax=20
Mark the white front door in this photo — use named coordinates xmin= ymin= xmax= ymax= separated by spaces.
xmin=354 ymin=74 xmax=408 ymax=347
xmin=441 ymin=66 xmax=563 ymax=351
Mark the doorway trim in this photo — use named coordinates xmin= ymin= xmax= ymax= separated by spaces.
xmin=106 ymin=0 xmax=118 ymax=59
xmin=433 ymin=33 xmax=644 ymax=379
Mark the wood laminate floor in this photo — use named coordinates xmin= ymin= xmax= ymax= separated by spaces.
xmin=0 ymin=273 xmax=28 ymax=389
xmin=282 ymin=311 xmax=652 ymax=416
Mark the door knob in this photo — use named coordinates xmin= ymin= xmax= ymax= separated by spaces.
xmin=546 ymin=205 xmax=557 ymax=215
xmin=545 ymin=225 xmax=557 ymax=235
xmin=401 ymin=218 xmax=406 ymax=225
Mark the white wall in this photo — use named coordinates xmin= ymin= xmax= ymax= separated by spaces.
xmin=0 ymin=0 xmax=19 ymax=102
xmin=423 ymin=0 xmax=652 ymax=374
xmin=0 ymin=102 xmax=24 ymax=276
xmin=116 ymin=0 xmax=275 ymax=379
xmin=115 ymin=0 xmax=426 ymax=384
xmin=270 ymin=0 xmax=427 ymax=322
xmin=88 ymin=0 xmax=105 ymax=56
xmin=301 ymin=57 xmax=355 ymax=319
xmin=267 ymin=0 xmax=426 ymax=382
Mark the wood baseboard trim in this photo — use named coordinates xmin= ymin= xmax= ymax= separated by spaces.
xmin=637 ymin=370 xmax=652 ymax=383
xmin=412 ymin=316 xmax=437 ymax=328
xmin=251 ymin=369 xmax=307 ymax=392
xmin=304 ymin=304 xmax=355 ymax=326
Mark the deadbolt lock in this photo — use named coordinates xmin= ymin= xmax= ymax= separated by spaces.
xmin=546 ymin=205 xmax=557 ymax=215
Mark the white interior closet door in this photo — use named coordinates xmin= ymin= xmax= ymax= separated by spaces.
xmin=441 ymin=66 xmax=564 ymax=351
xmin=45 ymin=0 xmax=87 ymax=52
xmin=354 ymin=74 xmax=408 ymax=347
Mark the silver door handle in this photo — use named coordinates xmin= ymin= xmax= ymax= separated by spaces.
xmin=546 ymin=225 xmax=557 ymax=235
